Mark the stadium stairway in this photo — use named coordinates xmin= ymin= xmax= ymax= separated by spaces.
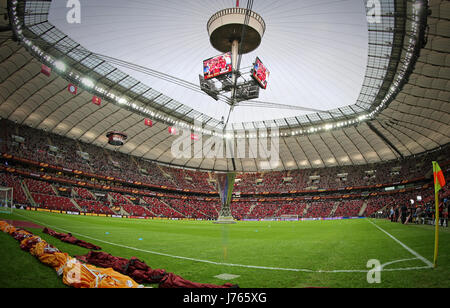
xmin=358 ymin=201 xmax=369 ymax=216
xmin=159 ymin=198 xmax=186 ymax=218
xmin=72 ymin=188 xmax=96 ymax=200
xmin=195 ymin=208 xmax=211 ymax=220
xmin=46 ymin=136 xmax=54 ymax=147
xmin=77 ymin=142 xmax=95 ymax=173
xmin=138 ymin=198 xmax=158 ymax=216
xmin=70 ymin=199 xmax=83 ymax=212
xmin=370 ymin=201 xmax=392 ymax=217
xmin=71 ymin=189 xmax=77 ymax=199
xmin=104 ymin=196 xmax=121 ymax=215
xmin=106 ymin=193 xmax=115 ymax=204
xmin=87 ymin=190 xmax=96 ymax=200
xmin=207 ymin=172 xmax=214 ymax=183
xmin=329 ymin=201 xmax=341 ymax=217
xmin=20 ymin=179 xmax=37 ymax=207
xmin=303 ymin=204 xmax=311 ymax=217
xmin=50 ymin=184 xmax=59 ymax=196
xmin=106 ymin=204 xmax=122 ymax=216
xmin=119 ymin=206 xmax=130 ymax=216
xmin=157 ymin=165 xmax=178 ymax=187
xmin=121 ymin=195 xmax=135 ymax=205
xmin=130 ymin=156 xmax=141 ymax=171
xmin=247 ymin=204 xmax=258 ymax=218
xmin=75 ymin=140 xmax=83 ymax=153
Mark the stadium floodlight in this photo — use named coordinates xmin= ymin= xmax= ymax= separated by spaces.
xmin=81 ymin=77 xmax=95 ymax=88
xmin=358 ymin=115 xmax=368 ymax=122
xmin=54 ymin=60 xmax=66 ymax=72
xmin=324 ymin=124 xmax=333 ymax=131
xmin=118 ymin=97 xmax=128 ymax=105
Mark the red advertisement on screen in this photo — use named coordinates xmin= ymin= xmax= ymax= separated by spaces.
xmin=252 ymin=57 xmax=270 ymax=89
xmin=203 ymin=52 xmax=232 ymax=80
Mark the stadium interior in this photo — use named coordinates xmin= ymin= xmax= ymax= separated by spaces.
xmin=0 ymin=0 xmax=449 ymax=291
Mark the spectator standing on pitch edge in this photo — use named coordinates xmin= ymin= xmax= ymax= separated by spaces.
xmin=400 ymin=203 xmax=408 ymax=224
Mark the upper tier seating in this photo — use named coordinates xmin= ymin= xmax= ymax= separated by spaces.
xmin=2 ymin=119 xmax=448 ymax=194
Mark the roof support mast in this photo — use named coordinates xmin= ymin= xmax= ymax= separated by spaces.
xmin=231 ymin=0 xmax=240 ymax=105
xmin=230 ymin=39 xmax=239 ymax=114
xmin=203 ymin=0 xmax=266 ymax=128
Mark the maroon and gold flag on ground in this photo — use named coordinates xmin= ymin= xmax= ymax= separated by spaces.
xmin=433 ymin=161 xmax=446 ymax=193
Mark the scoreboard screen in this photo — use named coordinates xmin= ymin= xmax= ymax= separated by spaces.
xmin=203 ymin=52 xmax=232 ymax=80
xmin=252 ymin=57 xmax=270 ymax=89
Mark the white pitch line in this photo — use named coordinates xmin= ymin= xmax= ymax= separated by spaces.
xmin=13 ymin=212 xmax=433 ymax=273
xmin=368 ymin=219 xmax=433 ymax=268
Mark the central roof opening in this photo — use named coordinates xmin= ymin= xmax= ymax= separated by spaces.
xmin=48 ymin=0 xmax=369 ymax=125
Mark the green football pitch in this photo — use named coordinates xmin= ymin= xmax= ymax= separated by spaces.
xmin=1 ymin=209 xmax=449 ymax=288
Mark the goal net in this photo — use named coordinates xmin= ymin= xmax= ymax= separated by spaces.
xmin=280 ymin=214 xmax=298 ymax=221
xmin=0 ymin=187 xmax=13 ymax=214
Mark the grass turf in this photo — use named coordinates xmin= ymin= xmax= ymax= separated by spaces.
xmin=0 ymin=209 xmax=449 ymax=288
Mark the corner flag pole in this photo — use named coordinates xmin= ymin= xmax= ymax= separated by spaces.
xmin=432 ymin=161 xmax=445 ymax=268
xmin=433 ymin=184 xmax=439 ymax=268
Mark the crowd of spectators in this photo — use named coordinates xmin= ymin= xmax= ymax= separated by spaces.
xmin=333 ymin=200 xmax=363 ymax=217
xmin=23 ymin=178 xmax=55 ymax=195
xmin=2 ymin=119 xmax=448 ymax=194
xmin=384 ymin=189 xmax=450 ymax=227
xmin=119 ymin=202 xmax=153 ymax=217
xmin=2 ymin=169 xmax=449 ymax=222
xmin=141 ymin=196 xmax=184 ymax=219
xmin=75 ymin=199 xmax=115 ymax=215
xmin=232 ymin=199 xmax=354 ymax=220
xmin=73 ymin=187 xmax=96 ymax=200
xmin=304 ymin=201 xmax=336 ymax=218
xmin=231 ymin=202 xmax=254 ymax=220
xmin=1 ymin=119 xmax=449 ymax=221
xmin=31 ymin=192 xmax=79 ymax=212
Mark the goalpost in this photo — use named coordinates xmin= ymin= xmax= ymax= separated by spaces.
xmin=280 ymin=214 xmax=299 ymax=221
xmin=0 ymin=187 xmax=14 ymax=214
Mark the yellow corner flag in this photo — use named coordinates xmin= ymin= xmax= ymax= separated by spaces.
xmin=432 ymin=161 xmax=446 ymax=268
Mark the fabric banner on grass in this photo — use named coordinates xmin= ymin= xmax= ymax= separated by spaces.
xmin=0 ymin=221 xmax=142 ymax=288
xmin=76 ymin=250 xmax=238 ymax=288
xmin=43 ymin=227 xmax=102 ymax=250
